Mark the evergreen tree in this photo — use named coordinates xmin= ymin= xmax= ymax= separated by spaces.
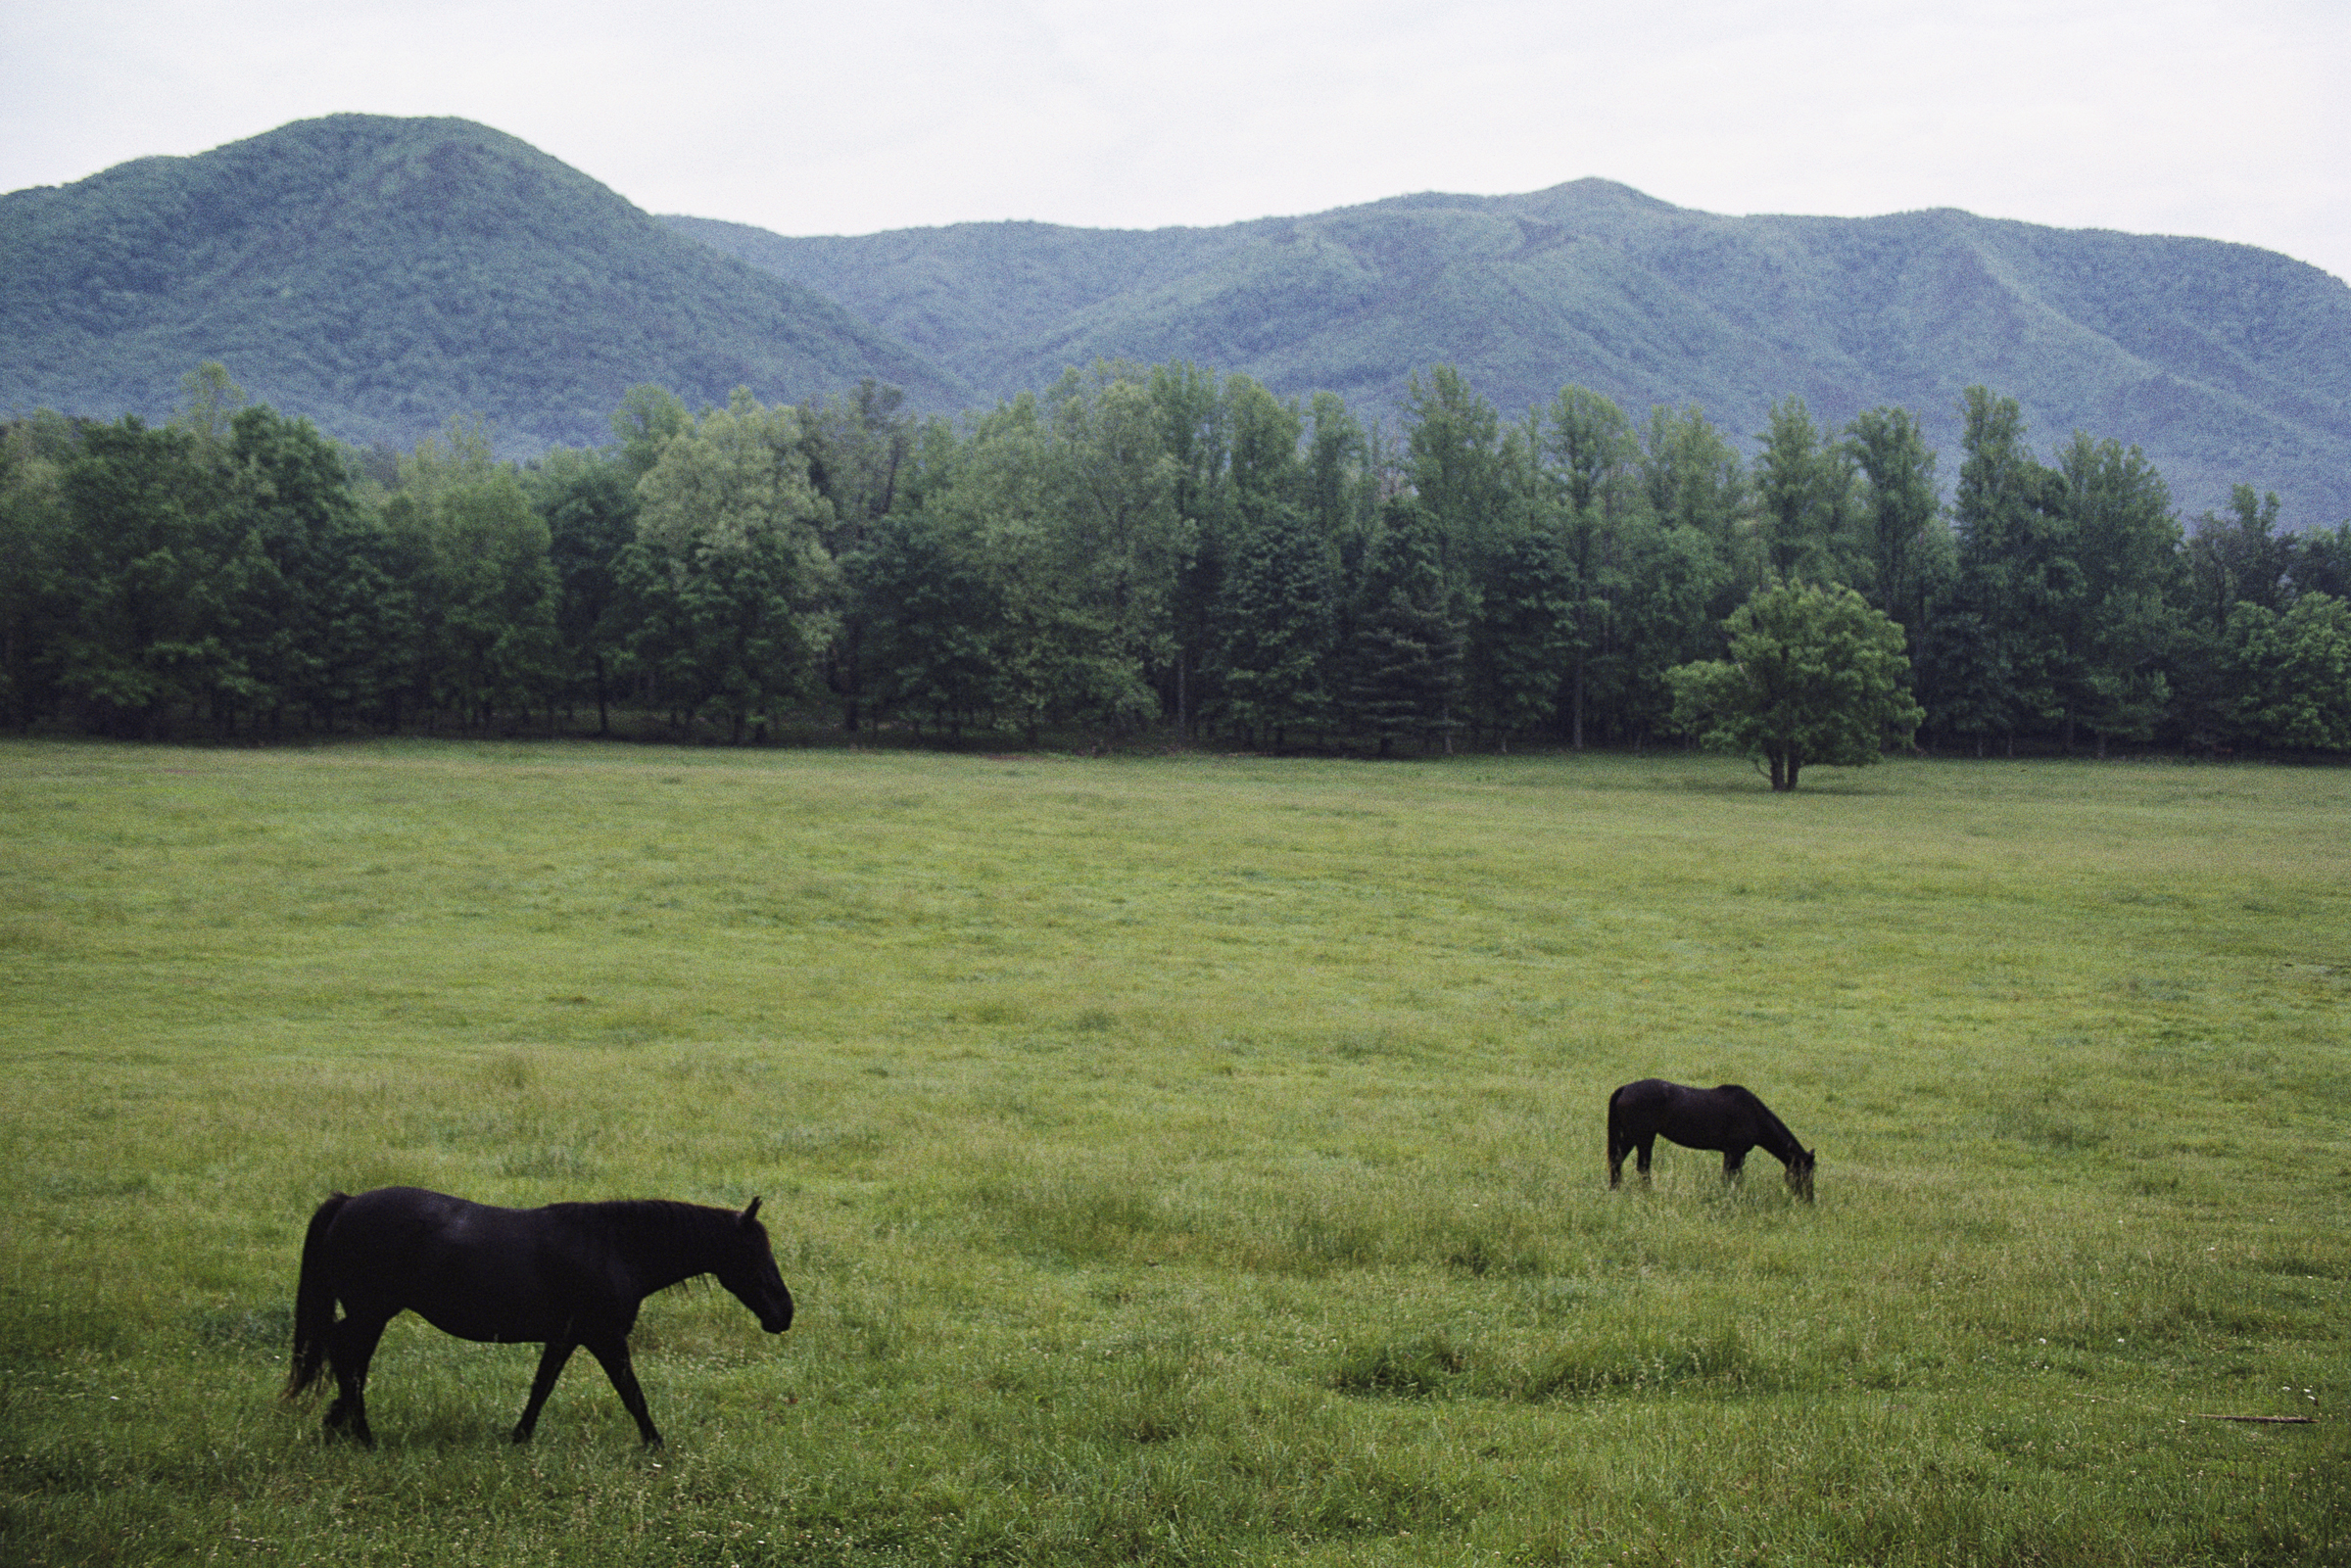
xmin=1208 ymin=499 xmax=1338 ymax=750
xmin=1343 ymin=499 xmax=1465 ymax=756
xmin=1754 ymin=396 xmax=1862 ymax=588
xmin=2052 ymin=432 xmax=2183 ymax=754
xmin=1940 ymin=387 xmax=2071 ymax=749
xmin=1464 ymin=523 xmax=1571 ymax=749
xmin=1843 ymin=405 xmax=1951 ymax=634
xmin=1538 ymin=387 xmax=1643 ymax=748
xmin=1404 ymin=366 xmax=1508 ymax=587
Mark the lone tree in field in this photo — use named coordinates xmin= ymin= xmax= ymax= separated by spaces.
xmin=1666 ymin=582 xmax=1924 ymax=790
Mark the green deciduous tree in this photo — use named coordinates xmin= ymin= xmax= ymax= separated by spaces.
xmin=49 ymin=417 xmax=239 ymax=734
xmin=527 ymin=445 xmax=638 ymax=734
xmin=1667 ymin=582 xmax=1923 ymax=790
xmin=380 ymin=417 xmax=559 ymax=734
xmin=618 ymin=390 xmax=834 ymax=741
xmin=802 ymin=379 xmax=917 ymax=733
xmin=1639 ymin=405 xmax=1748 ymax=570
xmin=1049 ymin=363 xmax=1189 ymax=733
xmin=0 ymin=411 xmax=78 ymax=729
xmin=2187 ymin=486 xmax=2291 ymax=629
xmin=218 ymin=404 xmax=399 ymax=734
xmin=855 ymin=500 xmax=998 ymax=742
xmin=2222 ymin=593 xmax=2351 ymax=751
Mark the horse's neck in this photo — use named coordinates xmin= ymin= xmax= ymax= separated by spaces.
xmin=1742 ymin=1098 xmax=1801 ymax=1161
xmin=596 ymin=1202 xmax=729 ymax=1293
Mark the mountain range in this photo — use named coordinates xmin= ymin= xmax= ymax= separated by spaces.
xmin=7 ymin=114 xmax=2348 ymax=524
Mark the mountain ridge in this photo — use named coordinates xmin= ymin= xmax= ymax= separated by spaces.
xmin=666 ymin=182 xmax=2351 ymax=524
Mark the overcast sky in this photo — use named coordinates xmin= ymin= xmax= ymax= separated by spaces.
xmin=6 ymin=0 xmax=2348 ymax=282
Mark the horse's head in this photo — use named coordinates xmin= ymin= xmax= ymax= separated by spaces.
xmin=1786 ymin=1149 xmax=1816 ymax=1204
xmin=717 ymin=1197 xmax=794 ymax=1333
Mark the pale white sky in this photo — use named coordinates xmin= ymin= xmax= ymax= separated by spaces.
xmin=6 ymin=0 xmax=2348 ymax=282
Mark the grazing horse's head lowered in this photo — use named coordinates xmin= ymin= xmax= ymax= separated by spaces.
xmin=1784 ymin=1144 xmax=1817 ymax=1204
xmin=284 ymin=1187 xmax=793 ymax=1449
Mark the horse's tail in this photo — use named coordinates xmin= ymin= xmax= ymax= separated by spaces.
xmin=1605 ymin=1083 xmax=1628 ymax=1162
xmin=283 ymin=1192 xmax=348 ymax=1402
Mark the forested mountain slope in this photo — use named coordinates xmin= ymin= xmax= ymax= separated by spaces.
xmin=671 ymin=183 xmax=2351 ymax=525
xmin=0 ymin=116 xmax=967 ymax=452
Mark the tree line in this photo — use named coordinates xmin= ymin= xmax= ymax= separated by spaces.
xmin=4 ymin=359 xmax=2348 ymax=758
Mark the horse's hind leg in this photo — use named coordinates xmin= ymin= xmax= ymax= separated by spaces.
xmin=1634 ymin=1136 xmax=1655 ymax=1187
xmin=512 ymin=1340 xmax=578 ymax=1444
xmin=323 ymin=1311 xmax=391 ymax=1447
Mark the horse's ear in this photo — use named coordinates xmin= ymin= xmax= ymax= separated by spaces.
xmin=740 ymin=1197 xmax=762 ymax=1226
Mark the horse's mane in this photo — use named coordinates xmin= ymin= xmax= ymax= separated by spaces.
xmin=558 ymin=1199 xmax=752 ymax=1284
xmin=581 ymin=1198 xmax=735 ymax=1226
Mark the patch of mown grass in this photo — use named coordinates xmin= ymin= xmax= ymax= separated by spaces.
xmin=2 ymin=738 xmax=2347 ymax=1565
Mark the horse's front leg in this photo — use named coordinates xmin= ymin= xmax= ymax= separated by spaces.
xmin=512 ymin=1340 xmax=577 ymax=1444
xmin=584 ymin=1333 xmax=663 ymax=1448
xmin=1722 ymin=1148 xmax=1748 ymax=1184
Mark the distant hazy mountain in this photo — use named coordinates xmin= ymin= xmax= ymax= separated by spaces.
xmin=669 ymin=184 xmax=2351 ymax=525
xmin=0 ymin=116 xmax=967 ymax=453
xmin=8 ymin=113 xmax=2343 ymax=524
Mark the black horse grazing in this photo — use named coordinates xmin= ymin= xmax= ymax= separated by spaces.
xmin=1607 ymin=1079 xmax=1816 ymax=1202
xmin=284 ymin=1186 xmax=792 ymax=1448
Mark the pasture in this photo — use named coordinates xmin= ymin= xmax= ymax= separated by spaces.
xmin=1 ymin=737 xmax=2345 ymax=1566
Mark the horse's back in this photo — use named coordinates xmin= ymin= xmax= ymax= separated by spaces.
xmin=1610 ymin=1078 xmax=1711 ymax=1122
xmin=1609 ymin=1079 xmax=1755 ymax=1150
xmin=315 ymin=1188 xmax=594 ymax=1340
xmin=1608 ymin=1078 xmax=1674 ymax=1118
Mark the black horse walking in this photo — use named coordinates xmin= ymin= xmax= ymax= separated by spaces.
xmin=284 ymin=1186 xmax=792 ymax=1447
xmin=1607 ymin=1079 xmax=1816 ymax=1201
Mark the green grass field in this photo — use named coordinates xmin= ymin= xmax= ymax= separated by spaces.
xmin=2 ymin=738 xmax=2345 ymax=1566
